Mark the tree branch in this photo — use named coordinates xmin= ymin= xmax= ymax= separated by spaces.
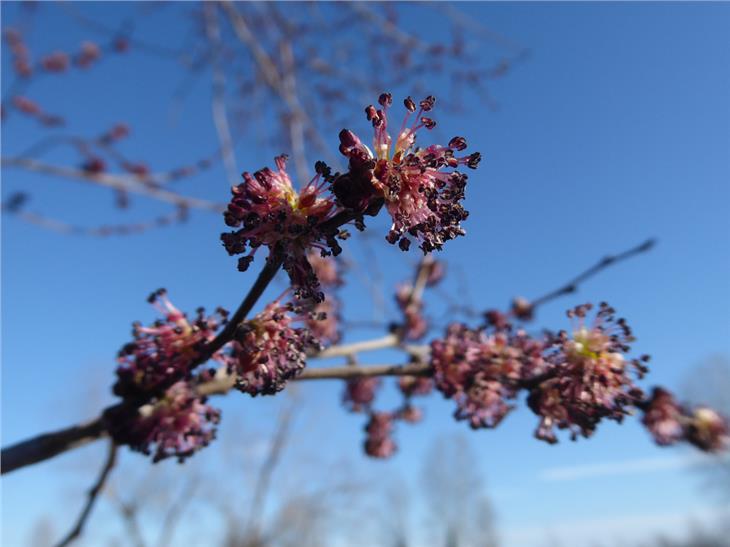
xmin=1 ymin=157 xmax=224 ymax=213
xmin=54 ymin=440 xmax=118 ymax=547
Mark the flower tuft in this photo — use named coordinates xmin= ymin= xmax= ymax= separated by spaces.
xmin=221 ymin=155 xmax=341 ymax=302
xmin=363 ymin=412 xmax=397 ymax=458
xmin=114 ymin=289 xmax=228 ymax=400
xmin=337 ymin=94 xmax=480 ymax=253
xmin=527 ymin=303 xmax=647 ymax=443
xmin=115 ymin=381 xmax=220 ymax=463
xmin=231 ymin=301 xmax=319 ymax=396
xmin=343 ymin=377 xmax=381 ymax=413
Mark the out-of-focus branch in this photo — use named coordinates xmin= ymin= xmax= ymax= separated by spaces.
xmin=1 ymin=417 xmax=106 ymax=475
xmin=204 ymin=3 xmax=239 ymax=187
xmin=314 ymin=334 xmax=399 ymax=359
xmin=157 ymin=480 xmax=198 ymax=547
xmin=3 ymin=201 xmax=188 ymax=237
xmin=2 ymin=157 xmax=224 ymax=212
xmin=529 ymin=238 xmax=657 ymax=309
xmin=54 ymin=440 xmax=118 ymax=547
xmin=296 ymin=362 xmax=431 ymax=381
xmin=244 ymin=407 xmax=293 ymax=536
xmin=220 ymin=1 xmax=337 ymax=166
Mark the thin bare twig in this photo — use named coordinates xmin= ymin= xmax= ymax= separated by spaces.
xmin=245 ymin=407 xmax=294 ymax=536
xmin=529 ymin=238 xmax=657 ymax=309
xmin=314 ymin=334 xmax=399 ymax=359
xmin=204 ymin=3 xmax=239 ymax=187
xmin=2 ymin=157 xmax=224 ymax=212
xmin=55 ymin=440 xmax=118 ymax=547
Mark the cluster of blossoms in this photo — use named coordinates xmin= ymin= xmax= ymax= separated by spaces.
xmin=394 ymin=284 xmax=428 ymax=340
xmin=109 ymin=290 xmax=321 ymax=461
xmin=114 ymin=289 xmax=229 ymax=400
xmin=229 ymin=300 xmax=320 ymax=396
xmin=336 ymin=93 xmax=481 ymax=252
xmin=642 ymin=388 xmax=729 ymax=452
xmin=221 ymin=155 xmax=343 ymax=302
xmin=342 ymin=374 xmax=433 ymax=458
xmin=431 ymin=315 xmax=544 ymax=430
xmin=527 ymin=303 xmax=649 ymax=443
xmin=101 ymin=93 xmax=729 ymax=467
xmin=115 ymin=380 xmax=221 ymax=463
xmin=110 ymin=290 xmax=228 ymax=461
xmin=429 ymin=302 xmax=729 ymax=452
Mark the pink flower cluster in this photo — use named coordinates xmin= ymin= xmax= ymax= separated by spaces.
xmin=221 ymin=155 xmax=342 ymax=302
xmin=342 ymin=374 xmax=434 ymax=458
xmin=337 ymin=94 xmax=480 ymax=253
xmin=230 ymin=301 xmax=320 ymax=396
xmin=642 ymin=388 xmax=729 ymax=452
xmin=528 ymin=303 xmax=648 ymax=443
xmin=119 ymin=381 xmax=221 ymax=463
xmin=114 ymin=289 xmax=229 ymax=400
xmin=431 ymin=320 xmax=544 ymax=429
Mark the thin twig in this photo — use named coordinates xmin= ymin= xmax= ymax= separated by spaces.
xmin=2 ymin=157 xmax=224 ymax=212
xmin=314 ymin=334 xmax=399 ymax=359
xmin=530 ymin=238 xmax=657 ymax=309
xmin=55 ymin=440 xmax=118 ymax=547
xmin=204 ymin=3 xmax=239 ymax=187
xmin=295 ymin=362 xmax=431 ymax=381
xmin=245 ymin=407 xmax=293 ymax=535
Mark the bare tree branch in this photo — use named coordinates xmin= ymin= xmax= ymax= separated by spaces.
xmin=54 ymin=440 xmax=118 ymax=547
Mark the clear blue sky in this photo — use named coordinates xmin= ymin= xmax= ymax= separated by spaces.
xmin=2 ymin=2 xmax=729 ymax=546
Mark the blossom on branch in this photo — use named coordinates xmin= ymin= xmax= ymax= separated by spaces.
xmin=114 ymin=289 xmax=229 ymax=400
xmin=337 ymin=93 xmax=481 ymax=253
xmin=116 ymin=381 xmax=221 ymax=463
xmin=231 ymin=300 xmax=320 ymax=396
xmin=221 ymin=155 xmax=343 ymax=302
xmin=343 ymin=377 xmax=381 ymax=413
xmin=527 ymin=303 xmax=648 ymax=443
xmin=642 ymin=388 xmax=729 ymax=452
xmin=394 ymin=283 xmax=428 ymax=340
xmin=431 ymin=321 xmax=543 ymax=429
xmin=364 ymin=412 xmax=397 ymax=458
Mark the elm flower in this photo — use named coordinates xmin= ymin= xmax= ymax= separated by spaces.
xmin=394 ymin=283 xmax=428 ymax=340
xmin=119 ymin=381 xmax=221 ymax=463
xmin=231 ymin=301 xmax=320 ymax=396
xmin=395 ymin=404 xmax=423 ymax=424
xmin=364 ymin=412 xmax=397 ymax=459
xmin=527 ymin=303 xmax=648 ymax=444
xmin=641 ymin=388 xmax=730 ymax=452
xmin=343 ymin=377 xmax=381 ymax=413
xmin=114 ymin=289 xmax=228 ymax=400
xmin=337 ymin=93 xmax=481 ymax=253
xmin=430 ymin=322 xmax=540 ymax=429
xmin=641 ymin=387 xmax=685 ymax=446
xmin=398 ymin=375 xmax=434 ymax=398
xmin=685 ymin=407 xmax=729 ymax=452
xmin=221 ymin=155 xmax=341 ymax=302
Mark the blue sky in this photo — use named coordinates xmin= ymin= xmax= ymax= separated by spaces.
xmin=2 ymin=2 xmax=729 ymax=546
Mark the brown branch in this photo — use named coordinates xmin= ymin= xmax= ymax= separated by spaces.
xmin=3 ymin=203 xmax=188 ymax=237
xmin=1 ymin=157 xmax=225 ymax=212
xmin=529 ymin=238 xmax=657 ymax=309
xmin=295 ymin=362 xmax=431 ymax=381
xmin=1 ymin=418 xmax=106 ymax=475
xmin=314 ymin=334 xmax=399 ymax=359
xmin=245 ymin=407 xmax=293 ymax=535
xmin=204 ymin=3 xmax=239 ymax=187
xmin=54 ymin=440 xmax=118 ymax=547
